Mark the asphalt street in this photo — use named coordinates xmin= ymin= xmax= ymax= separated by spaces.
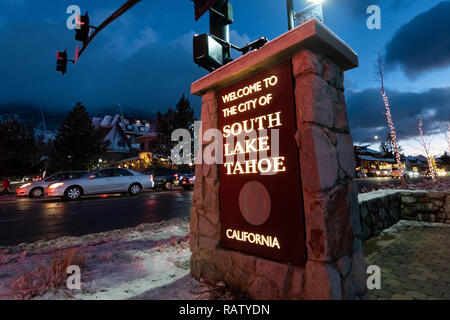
xmin=0 ymin=190 xmax=193 ymax=246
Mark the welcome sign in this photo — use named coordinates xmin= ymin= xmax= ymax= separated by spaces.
xmin=218 ymin=60 xmax=307 ymax=267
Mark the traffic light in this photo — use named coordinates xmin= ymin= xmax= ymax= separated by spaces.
xmin=192 ymin=0 xmax=233 ymax=72
xmin=193 ymin=34 xmax=224 ymax=72
xmin=56 ymin=50 xmax=68 ymax=75
xmin=75 ymin=13 xmax=90 ymax=44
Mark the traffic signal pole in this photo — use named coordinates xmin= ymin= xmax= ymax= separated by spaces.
xmin=210 ymin=0 xmax=230 ymax=63
xmin=77 ymin=0 xmax=141 ymax=59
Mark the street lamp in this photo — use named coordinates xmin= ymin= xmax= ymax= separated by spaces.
xmin=287 ymin=0 xmax=326 ymax=30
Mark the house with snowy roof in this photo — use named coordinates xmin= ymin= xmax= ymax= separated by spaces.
xmin=92 ymin=114 xmax=159 ymax=167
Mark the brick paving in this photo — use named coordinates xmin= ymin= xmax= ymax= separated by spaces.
xmin=363 ymin=221 xmax=450 ymax=300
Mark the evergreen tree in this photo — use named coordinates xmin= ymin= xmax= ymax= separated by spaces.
xmin=50 ymin=103 xmax=108 ymax=171
xmin=154 ymin=95 xmax=196 ymax=164
xmin=0 ymin=118 xmax=36 ymax=177
xmin=174 ymin=94 xmax=195 ymax=131
xmin=380 ymin=133 xmax=402 ymax=159
xmin=155 ymin=108 xmax=175 ymax=159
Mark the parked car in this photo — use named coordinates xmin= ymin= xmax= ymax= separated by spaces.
xmin=355 ymin=170 xmax=367 ymax=179
xmin=390 ymin=168 xmax=402 ymax=179
xmin=21 ymin=174 xmax=43 ymax=183
xmin=16 ymin=171 xmax=87 ymax=198
xmin=45 ymin=168 xmax=153 ymax=200
xmin=140 ymin=168 xmax=178 ymax=190
xmin=180 ymin=173 xmax=195 ymax=190
xmin=176 ymin=168 xmax=194 ymax=182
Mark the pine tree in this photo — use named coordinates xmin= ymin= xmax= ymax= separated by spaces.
xmin=154 ymin=95 xmax=196 ymax=165
xmin=174 ymin=94 xmax=195 ymax=131
xmin=50 ymin=103 xmax=108 ymax=171
xmin=0 ymin=118 xmax=36 ymax=177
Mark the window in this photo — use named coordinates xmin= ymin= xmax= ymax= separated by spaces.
xmin=94 ymin=169 xmax=114 ymax=178
xmin=114 ymin=169 xmax=133 ymax=177
xmin=46 ymin=173 xmax=64 ymax=182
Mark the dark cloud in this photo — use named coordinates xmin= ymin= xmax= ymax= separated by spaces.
xmin=385 ymin=1 xmax=450 ymax=78
xmin=347 ymin=87 xmax=450 ymax=142
xmin=0 ymin=19 xmax=204 ymax=116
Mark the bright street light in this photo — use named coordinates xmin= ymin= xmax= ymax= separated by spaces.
xmin=287 ymin=0 xmax=327 ymax=30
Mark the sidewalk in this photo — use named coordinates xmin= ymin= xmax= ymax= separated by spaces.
xmin=364 ymin=220 xmax=450 ymax=300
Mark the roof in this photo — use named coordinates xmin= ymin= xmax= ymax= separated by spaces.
xmin=104 ymin=124 xmax=131 ymax=154
xmin=358 ymin=155 xmax=395 ymax=163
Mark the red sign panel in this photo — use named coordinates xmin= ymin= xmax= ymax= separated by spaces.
xmin=194 ymin=0 xmax=216 ymax=21
xmin=218 ymin=60 xmax=307 ymax=267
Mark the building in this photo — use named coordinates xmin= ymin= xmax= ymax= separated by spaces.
xmin=354 ymin=145 xmax=397 ymax=176
xmin=92 ymin=114 xmax=162 ymax=169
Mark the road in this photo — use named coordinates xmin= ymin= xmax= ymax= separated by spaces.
xmin=0 ymin=190 xmax=193 ymax=247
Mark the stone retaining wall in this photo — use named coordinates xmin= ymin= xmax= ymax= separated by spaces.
xmin=358 ymin=191 xmax=450 ymax=240
xmin=401 ymin=192 xmax=450 ymax=224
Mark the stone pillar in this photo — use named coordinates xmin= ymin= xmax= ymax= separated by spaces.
xmin=190 ymin=19 xmax=367 ymax=300
xmin=292 ymin=49 xmax=368 ymax=299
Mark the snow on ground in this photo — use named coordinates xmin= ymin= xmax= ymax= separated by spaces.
xmin=357 ymin=189 xmax=428 ymax=203
xmin=0 ymin=217 xmax=232 ymax=300
xmin=359 ymin=177 xmax=450 ymax=194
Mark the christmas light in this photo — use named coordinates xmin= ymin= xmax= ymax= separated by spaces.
xmin=418 ymin=115 xmax=437 ymax=181
xmin=376 ymin=56 xmax=405 ymax=185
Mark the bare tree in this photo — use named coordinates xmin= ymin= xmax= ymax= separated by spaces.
xmin=375 ymin=54 xmax=405 ymax=186
xmin=417 ymin=114 xmax=437 ymax=181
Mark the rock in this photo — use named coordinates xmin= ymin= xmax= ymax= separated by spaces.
xmin=336 ymin=133 xmax=356 ymax=178
xmin=444 ymin=195 xmax=450 ymax=214
xmin=304 ymin=186 xmax=354 ymax=261
xmin=336 ymin=255 xmax=351 ymax=278
xmin=299 ymin=125 xmax=338 ymax=193
xmin=285 ymin=267 xmax=305 ymax=298
xmin=401 ymin=195 xmax=417 ymax=204
xmin=343 ymin=247 xmax=368 ymax=299
xmin=413 ymin=203 xmax=440 ymax=213
xmin=426 ymin=192 xmax=445 ymax=199
xmin=430 ymin=199 xmax=444 ymax=207
xmin=304 ymin=261 xmax=342 ymax=300
xmin=248 ymin=275 xmax=279 ymax=300
xmin=292 ymin=49 xmax=322 ymax=77
xmin=255 ymin=258 xmax=289 ymax=291
xmin=295 ymin=74 xmax=335 ymax=129
xmin=333 ymin=102 xmax=349 ymax=133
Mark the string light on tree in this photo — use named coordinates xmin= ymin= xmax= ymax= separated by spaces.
xmin=418 ymin=115 xmax=436 ymax=182
xmin=376 ymin=55 xmax=405 ymax=185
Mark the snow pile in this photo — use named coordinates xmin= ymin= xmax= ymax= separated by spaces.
xmin=0 ymin=217 xmax=234 ymax=300
xmin=358 ymin=189 xmax=427 ymax=203
xmin=359 ymin=178 xmax=450 ymax=194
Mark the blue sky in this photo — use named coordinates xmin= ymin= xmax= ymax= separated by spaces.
xmin=0 ymin=0 xmax=449 ymax=155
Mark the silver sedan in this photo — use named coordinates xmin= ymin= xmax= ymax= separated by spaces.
xmin=45 ymin=168 xmax=154 ymax=200
xmin=15 ymin=171 xmax=87 ymax=198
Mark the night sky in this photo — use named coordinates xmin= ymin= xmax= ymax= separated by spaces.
xmin=0 ymin=0 xmax=449 ymax=155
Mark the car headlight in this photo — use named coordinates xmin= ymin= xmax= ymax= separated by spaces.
xmin=49 ymin=182 xmax=64 ymax=189
xmin=20 ymin=183 xmax=32 ymax=188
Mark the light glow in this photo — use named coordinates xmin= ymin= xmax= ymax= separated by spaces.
xmin=49 ymin=182 xmax=64 ymax=189
xmin=20 ymin=183 xmax=31 ymax=188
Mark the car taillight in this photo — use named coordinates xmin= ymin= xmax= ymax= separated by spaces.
xmin=174 ymin=174 xmax=178 ymax=179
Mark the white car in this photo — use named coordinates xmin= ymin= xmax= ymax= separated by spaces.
xmin=45 ymin=168 xmax=154 ymax=200
xmin=16 ymin=171 xmax=87 ymax=198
